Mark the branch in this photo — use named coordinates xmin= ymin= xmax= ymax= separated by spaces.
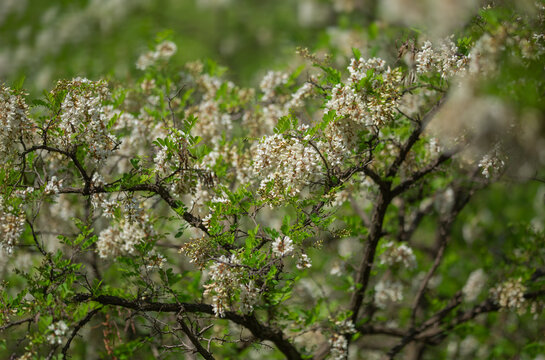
xmin=0 ymin=317 xmax=33 ymax=332
xmin=26 ymin=218 xmax=47 ymax=257
xmin=410 ymin=220 xmax=453 ymax=325
xmin=349 ymin=189 xmax=391 ymax=323
xmin=73 ymin=294 xmax=303 ymax=360
xmin=61 ymin=308 xmax=102 ymax=359
xmin=22 ymin=145 xmax=91 ymax=190
xmin=59 ymin=183 xmax=208 ymax=235
xmin=392 ymin=153 xmax=452 ymax=197
xmin=416 ymin=290 xmax=545 ymax=343
xmin=387 ymin=292 xmax=463 ymax=359
xmin=387 ymin=96 xmax=446 ymax=180
xmin=176 ymin=313 xmax=215 ymax=360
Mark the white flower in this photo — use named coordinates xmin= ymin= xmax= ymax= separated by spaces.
xmin=272 ymin=236 xmax=294 ymax=257
xmin=155 ymin=40 xmax=177 ymax=59
xmin=254 ymin=134 xmax=321 ymax=202
xmin=259 ymin=70 xmax=288 ymax=102
xmin=296 ymin=253 xmax=312 ymax=269
xmin=415 ymin=38 xmax=469 ymax=78
xmin=379 ymin=241 xmax=416 ymax=268
xmin=490 ymin=278 xmax=527 ymax=313
xmin=462 ymin=269 xmax=487 ymax=302
xmin=144 ymin=251 xmax=166 ymax=271
xmin=96 ymin=219 xmax=152 ymax=259
xmin=239 ymin=280 xmax=259 ymax=314
xmin=0 ymin=206 xmax=26 ymax=255
xmin=478 ymin=146 xmax=505 ymax=179
xmin=47 ymin=321 xmax=69 ymax=345
xmin=136 ymin=51 xmax=158 ymax=70
xmin=44 ymin=176 xmax=63 ymax=195
xmin=0 ymin=85 xmax=33 ymax=160
xmin=211 ymin=295 xmax=226 ymax=318
xmin=329 ymin=334 xmax=348 ymax=360
xmin=335 ymin=319 xmax=356 ymax=335
xmin=374 ymin=280 xmax=403 ymax=309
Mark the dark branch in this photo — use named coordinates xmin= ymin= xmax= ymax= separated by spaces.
xmin=72 ymin=294 xmax=303 ymax=360
xmin=176 ymin=313 xmax=215 ymax=360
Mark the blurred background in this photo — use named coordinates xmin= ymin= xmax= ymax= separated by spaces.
xmin=0 ymin=0 xmax=489 ymax=93
xmin=0 ymin=0 xmax=375 ymax=92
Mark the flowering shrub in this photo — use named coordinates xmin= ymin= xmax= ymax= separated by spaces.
xmin=1 ymin=2 xmax=545 ymax=359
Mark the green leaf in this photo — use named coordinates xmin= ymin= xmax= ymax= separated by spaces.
xmin=274 ymin=116 xmax=291 ymax=134
xmin=130 ymin=157 xmax=141 ymax=170
xmin=352 ymin=47 xmax=362 ymax=59
xmin=32 ymin=98 xmax=50 ymax=108
xmin=317 ymin=65 xmax=342 ymax=84
xmin=12 ymin=75 xmax=25 ymax=90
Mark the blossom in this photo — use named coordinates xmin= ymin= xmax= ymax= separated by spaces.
xmin=0 ymin=205 xmax=26 ymax=255
xmin=415 ymin=38 xmax=469 ymax=78
xmin=96 ymin=218 xmax=153 ymax=259
xmin=254 ymin=133 xmax=321 ymax=202
xmin=204 ymin=255 xmax=256 ymax=317
xmin=136 ymin=51 xmax=158 ymax=70
xmin=329 ymin=334 xmax=348 ymax=360
xmin=374 ymin=280 xmax=404 ymax=308
xmin=379 ymin=241 xmax=416 ymax=268
xmin=47 ymin=321 xmax=69 ymax=345
xmin=0 ymin=85 xmax=33 ymax=160
xmin=335 ymin=319 xmax=356 ymax=335
xmin=155 ymin=40 xmax=177 ymax=59
xmin=296 ymin=253 xmax=312 ymax=269
xmin=272 ymin=236 xmax=294 ymax=257
xmin=462 ymin=269 xmax=487 ymax=302
xmin=53 ymin=78 xmax=118 ymax=163
xmin=490 ymin=278 xmax=527 ymax=313
xmin=239 ymin=280 xmax=259 ymax=314
xmin=44 ymin=176 xmax=63 ymax=195
xmin=211 ymin=295 xmax=226 ymax=317
xmin=259 ymin=70 xmax=288 ymax=102
xmin=144 ymin=251 xmax=166 ymax=270
xmin=478 ymin=146 xmax=505 ymax=179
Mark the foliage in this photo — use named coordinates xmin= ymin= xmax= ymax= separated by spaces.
xmin=1 ymin=1 xmax=545 ymax=360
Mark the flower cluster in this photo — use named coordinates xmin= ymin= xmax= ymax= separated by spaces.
xmin=296 ymin=253 xmax=312 ymax=269
xmin=0 ymin=85 xmax=33 ymax=160
xmin=254 ymin=132 xmax=321 ymax=202
xmin=415 ymin=38 xmax=469 ymax=78
xmin=478 ymin=146 xmax=505 ymax=179
xmin=260 ymin=70 xmax=289 ymax=102
xmin=335 ymin=318 xmax=357 ymax=335
xmin=0 ymin=202 xmax=26 ymax=255
xmin=46 ymin=321 xmax=69 ymax=345
xmin=144 ymin=251 xmax=166 ymax=271
xmin=203 ymin=254 xmax=260 ymax=317
xmin=52 ymin=78 xmax=118 ymax=164
xmin=96 ymin=215 xmax=154 ymax=259
xmin=379 ymin=241 xmax=417 ymax=269
xmin=136 ymin=40 xmax=177 ymax=70
xmin=272 ymin=236 xmax=295 ymax=257
xmin=190 ymin=99 xmax=232 ymax=145
xmin=44 ymin=176 xmax=64 ymax=195
xmin=243 ymin=72 xmax=313 ymax=137
xmin=326 ymin=57 xmax=403 ymax=128
xmin=239 ymin=280 xmax=259 ymax=314
xmin=490 ymin=278 xmax=527 ymax=313
xmin=462 ymin=268 xmax=487 ymax=302
xmin=329 ymin=334 xmax=349 ymax=360
xmin=346 ymin=57 xmax=385 ymax=86
xmin=326 ymin=84 xmax=366 ymax=123
xmin=179 ymin=235 xmax=215 ymax=269
xmin=374 ymin=279 xmax=404 ymax=309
